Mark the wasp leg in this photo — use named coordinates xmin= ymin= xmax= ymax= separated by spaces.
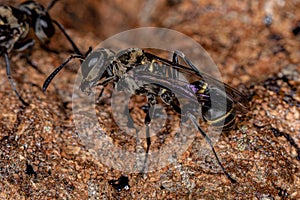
xmin=4 ymin=53 xmax=29 ymax=106
xmin=159 ymin=88 xmax=181 ymax=114
xmin=14 ymin=39 xmax=45 ymax=75
xmin=187 ymin=113 xmax=237 ymax=183
xmin=94 ymin=76 xmax=116 ymax=102
xmin=139 ymin=93 xmax=157 ymax=173
xmin=14 ymin=39 xmax=35 ymax=52
xmin=173 ymin=50 xmax=200 ymax=73
xmin=40 ymin=44 xmax=61 ymax=54
xmin=95 ymin=87 xmax=105 ymax=103
xmin=25 ymin=56 xmax=44 ymax=74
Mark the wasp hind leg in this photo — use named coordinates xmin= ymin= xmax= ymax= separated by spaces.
xmin=4 ymin=53 xmax=29 ymax=106
xmin=187 ymin=113 xmax=237 ymax=183
xmin=172 ymin=50 xmax=201 ymax=74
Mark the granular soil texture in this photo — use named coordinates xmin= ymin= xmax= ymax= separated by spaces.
xmin=0 ymin=0 xmax=299 ymax=199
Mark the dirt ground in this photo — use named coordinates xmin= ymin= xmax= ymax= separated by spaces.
xmin=0 ymin=0 xmax=299 ymax=199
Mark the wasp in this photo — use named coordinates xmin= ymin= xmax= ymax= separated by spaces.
xmin=43 ymin=48 xmax=249 ymax=183
xmin=0 ymin=0 xmax=82 ymax=106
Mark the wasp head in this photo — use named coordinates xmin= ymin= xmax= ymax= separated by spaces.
xmin=80 ymin=48 xmax=115 ymax=94
xmin=19 ymin=1 xmax=55 ymax=43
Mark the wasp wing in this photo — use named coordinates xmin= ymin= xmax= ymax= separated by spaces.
xmin=144 ymin=52 xmax=249 ymax=114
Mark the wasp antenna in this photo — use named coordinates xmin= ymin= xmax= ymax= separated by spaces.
xmin=51 ymin=20 xmax=83 ymax=56
xmin=188 ymin=113 xmax=237 ymax=183
xmin=43 ymin=54 xmax=84 ymax=92
xmin=46 ymin=0 xmax=59 ymax=11
xmin=85 ymin=47 xmax=93 ymax=57
xmin=4 ymin=53 xmax=29 ymax=106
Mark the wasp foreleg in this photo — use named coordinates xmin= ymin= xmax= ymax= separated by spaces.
xmin=4 ymin=53 xmax=29 ymax=106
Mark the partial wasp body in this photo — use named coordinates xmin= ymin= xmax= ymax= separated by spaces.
xmin=0 ymin=0 xmax=81 ymax=105
xmin=43 ymin=48 xmax=249 ymax=183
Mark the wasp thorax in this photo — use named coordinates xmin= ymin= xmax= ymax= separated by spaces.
xmin=34 ymin=15 xmax=55 ymax=42
xmin=81 ymin=52 xmax=103 ymax=80
xmin=117 ymin=48 xmax=145 ymax=66
xmin=80 ymin=48 xmax=116 ymax=93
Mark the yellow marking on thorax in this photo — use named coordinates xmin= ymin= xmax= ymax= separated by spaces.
xmin=197 ymin=82 xmax=208 ymax=94
xmin=206 ymin=106 xmax=235 ymax=125
xmin=147 ymin=59 xmax=157 ymax=72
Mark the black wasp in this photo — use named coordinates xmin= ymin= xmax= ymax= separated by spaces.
xmin=43 ymin=48 xmax=249 ymax=183
xmin=0 ymin=0 xmax=82 ymax=106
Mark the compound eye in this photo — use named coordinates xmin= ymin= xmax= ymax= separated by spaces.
xmin=35 ymin=15 xmax=55 ymax=42
xmin=81 ymin=51 xmax=103 ymax=79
